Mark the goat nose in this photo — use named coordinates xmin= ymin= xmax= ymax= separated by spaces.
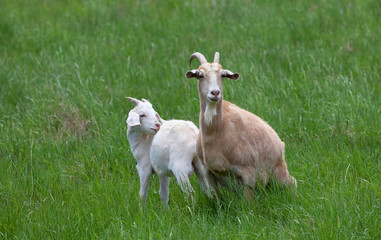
xmin=211 ymin=90 xmax=220 ymax=96
xmin=155 ymin=123 xmax=160 ymax=129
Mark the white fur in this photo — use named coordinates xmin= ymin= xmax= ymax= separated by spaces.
xmin=126 ymin=98 xmax=210 ymax=204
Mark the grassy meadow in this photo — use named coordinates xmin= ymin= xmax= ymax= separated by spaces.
xmin=1 ymin=0 xmax=380 ymax=238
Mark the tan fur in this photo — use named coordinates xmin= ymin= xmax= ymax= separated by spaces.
xmin=189 ymin=54 xmax=297 ymax=194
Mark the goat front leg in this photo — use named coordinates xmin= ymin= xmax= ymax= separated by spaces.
xmin=192 ymin=156 xmax=213 ymax=197
xmin=137 ymin=164 xmax=152 ymax=203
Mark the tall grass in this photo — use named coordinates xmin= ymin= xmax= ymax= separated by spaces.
xmin=1 ymin=0 xmax=380 ymax=239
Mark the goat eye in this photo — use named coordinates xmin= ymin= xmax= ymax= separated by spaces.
xmin=198 ymin=72 xmax=204 ymax=79
xmin=139 ymin=114 xmax=146 ymax=118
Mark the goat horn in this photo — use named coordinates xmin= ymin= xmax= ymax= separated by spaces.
xmin=125 ymin=97 xmax=140 ymax=106
xmin=213 ymin=52 xmax=220 ymax=63
xmin=189 ymin=52 xmax=208 ymax=66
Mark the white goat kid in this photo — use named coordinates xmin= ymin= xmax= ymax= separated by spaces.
xmin=185 ymin=52 xmax=297 ymax=198
xmin=126 ymin=97 xmax=209 ymax=204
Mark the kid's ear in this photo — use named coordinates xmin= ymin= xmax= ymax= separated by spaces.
xmin=127 ymin=111 xmax=140 ymax=127
xmin=155 ymin=112 xmax=162 ymax=123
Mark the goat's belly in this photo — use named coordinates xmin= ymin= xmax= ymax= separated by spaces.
xmin=205 ymin=154 xmax=231 ymax=175
xmin=152 ymin=165 xmax=172 ymax=177
xmin=151 ymin=159 xmax=171 ymax=177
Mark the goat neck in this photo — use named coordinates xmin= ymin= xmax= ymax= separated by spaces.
xmin=127 ymin=126 xmax=154 ymax=157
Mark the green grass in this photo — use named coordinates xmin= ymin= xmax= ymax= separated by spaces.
xmin=1 ymin=0 xmax=380 ymax=238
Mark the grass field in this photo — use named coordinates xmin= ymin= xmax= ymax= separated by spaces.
xmin=1 ymin=0 xmax=380 ymax=239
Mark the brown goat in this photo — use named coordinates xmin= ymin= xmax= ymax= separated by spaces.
xmin=186 ymin=52 xmax=297 ymax=197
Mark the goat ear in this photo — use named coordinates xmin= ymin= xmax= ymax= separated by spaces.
xmin=186 ymin=69 xmax=199 ymax=79
xmin=155 ymin=112 xmax=163 ymax=123
xmin=127 ymin=111 xmax=140 ymax=127
xmin=221 ymin=70 xmax=240 ymax=80
xmin=126 ymin=97 xmax=140 ymax=106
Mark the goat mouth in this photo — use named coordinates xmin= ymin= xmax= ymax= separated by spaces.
xmin=207 ymin=97 xmax=219 ymax=102
xmin=151 ymin=128 xmax=159 ymax=133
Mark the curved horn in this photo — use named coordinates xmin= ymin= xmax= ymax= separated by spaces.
xmin=189 ymin=52 xmax=208 ymax=66
xmin=213 ymin=52 xmax=220 ymax=63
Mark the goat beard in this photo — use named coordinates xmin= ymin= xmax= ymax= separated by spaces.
xmin=204 ymin=102 xmax=217 ymax=126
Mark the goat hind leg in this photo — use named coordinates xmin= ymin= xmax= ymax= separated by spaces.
xmin=273 ymin=160 xmax=297 ymax=189
xmin=159 ymin=176 xmax=170 ymax=205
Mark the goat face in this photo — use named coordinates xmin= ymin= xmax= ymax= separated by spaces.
xmin=198 ymin=62 xmax=223 ymax=103
xmin=126 ymin=97 xmax=161 ymax=135
xmin=186 ymin=52 xmax=240 ymax=104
